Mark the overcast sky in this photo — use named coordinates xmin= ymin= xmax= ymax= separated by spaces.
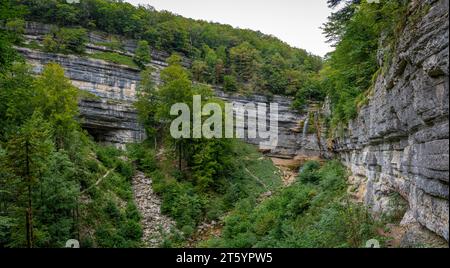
xmin=125 ymin=0 xmax=334 ymax=57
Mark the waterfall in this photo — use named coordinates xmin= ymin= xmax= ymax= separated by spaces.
xmin=302 ymin=112 xmax=310 ymax=137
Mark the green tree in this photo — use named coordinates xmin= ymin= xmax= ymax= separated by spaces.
xmin=229 ymin=42 xmax=260 ymax=82
xmin=43 ymin=26 xmax=87 ymax=54
xmin=154 ymin=20 xmax=189 ymax=54
xmin=190 ymin=137 xmax=234 ymax=191
xmin=321 ymin=0 xmax=408 ymax=127
xmin=223 ymin=75 xmax=237 ymax=92
xmin=33 ymin=151 xmax=79 ymax=248
xmin=5 ymin=19 xmax=25 ymax=44
xmin=202 ymin=45 xmax=218 ymax=83
xmin=54 ymin=2 xmax=79 ymax=26
xmin=4 ymin=112 xmax=54 ymax=248
xmin=0 ymin=0 xmax=26 ymax=72
xmin=293 ymin=74 xmax=326 ymax=111
xmin=135 ymin=66 xmax=159 ymax=143
xmin=261 ymin=53 xmax=288 ymax=95
xmin=33 ymin=63 xmax=80 ymax=149
xmin=0 ymin=33 xmax=17 ymax=72
xmin=133 ymin=40 xmax=151 ymax=69
xmin=191 ymin=60 xmax=207 ymax=82
xmin=0 ymin=63 xmax=35 ymax=138
xmin=214 ymin=59 xmax=225 ymax=85
xmin=284 ymin=69 xmax=306 ymax=96
xmin=156 ymin=54 xmax=194 ymax=169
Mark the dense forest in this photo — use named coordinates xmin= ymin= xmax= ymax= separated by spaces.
xmin=0 ymin=0 xmax=415 ymax=248
xmin=298 ymin=0 xmax=409 ymax=129
xmin=9 ymin=0 xmax=323 ymax=97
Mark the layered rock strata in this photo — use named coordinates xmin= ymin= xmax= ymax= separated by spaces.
xmin=333 ymin=0 xmax=449 ymax=241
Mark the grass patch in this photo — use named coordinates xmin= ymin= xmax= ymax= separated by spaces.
xmin=78 ymin=89 xmax=101 ymax=101
xmin=20 ymin=40 xmax=43 ymax=50
xmin=94 ymin=41 xmax=123 ymax=51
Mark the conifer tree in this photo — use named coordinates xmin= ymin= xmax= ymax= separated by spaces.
xmin=5 ymin=112 xmax=53 ymax=248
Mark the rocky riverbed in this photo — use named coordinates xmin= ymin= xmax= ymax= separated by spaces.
xmin=131 ymin=171 xmax=175 ymax=248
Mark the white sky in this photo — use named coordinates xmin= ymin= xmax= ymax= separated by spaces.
xmin=125 ymin=0 xmax=334 ymax=57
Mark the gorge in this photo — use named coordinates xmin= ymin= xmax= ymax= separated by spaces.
xmin=3 ymin=0 xmax=448 ymax=247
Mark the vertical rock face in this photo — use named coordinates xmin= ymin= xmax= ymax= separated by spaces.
xmin=18 ymin=22 xmax=181 ymax=148
xmin=334 ymin=0 xmax=449 ymax=241
xmin=214 ymin=90 xmax=325 ymax=159
xmin=18 ymin=46 xmax=146 ymax=148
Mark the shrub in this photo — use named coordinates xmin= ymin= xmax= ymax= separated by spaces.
xmin=128 ymin=143 xmax=157 ymax=173
xmin=151 ymin=169 xmax=204 ymax=229
xmin=133 ymin=40 xmax=151 ymax=68
xmin=207 ymin=160 xmax=380 ymax=248
xmin=96 ymin=146 xmax=120 ymax=168
xmin=116 ymin=160 xmax=134 ymax=180
xmin=43 ymin=27 xmax=87 ymax=54
xmin=120 ymin=220 xmax=143 ymax=241
xmin=223 ymin=75 xmax=237 ymax=91
xmin=181 ymin=225 xmax=195 ymax=237
xmin=95 ymin=36 xmax=123 ymax=51
xmin=298 ymin=160 xmax=321 ymax=184
xmin=254 ymin=211 xmax=278 ymax=236
xmin=104 ymin=201 xmax=121 ymax=222
xmin=125 ymin=202 xmax=141 ymax=222
xmin=317 ymin=160 xmax=347 ymax=192
xmin=5 ymin=19 xmax=25 ymax=44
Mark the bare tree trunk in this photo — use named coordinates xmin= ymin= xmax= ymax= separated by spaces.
xmin=25 ymin=140 xmax=33 ymax=248
xmin=178 ymin=142 xmax=182 ymax=171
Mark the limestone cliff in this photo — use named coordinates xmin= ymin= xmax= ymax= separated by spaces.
xmin=18 ymin=47 xmax=145 ymax=147
xmin=333 ymin=0 xmax=449 ymax=241
xmin=17 ymin=21 xmax=323 ymax=158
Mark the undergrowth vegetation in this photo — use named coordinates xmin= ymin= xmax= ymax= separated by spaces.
xmin=77 ymin=145 xmax=142 ymax=248
xmin=128 ymin=140 xmax=282 ymax=246
xmin=203 ymin=161 xmax=383 ymax=248
xmin=89 ymin=51 xmax=139 ymax=69
xmin=0 ymin=15 xmax=142 ymax=246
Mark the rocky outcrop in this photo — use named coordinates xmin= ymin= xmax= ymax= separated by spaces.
xmin=214 ymin=89 xmax=326 ymax=159
xmin=334 ymin=0 xmax=449 ymax=241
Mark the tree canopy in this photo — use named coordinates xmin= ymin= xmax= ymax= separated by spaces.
xmin=13 ymin=0 xmax=323 ymax=96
